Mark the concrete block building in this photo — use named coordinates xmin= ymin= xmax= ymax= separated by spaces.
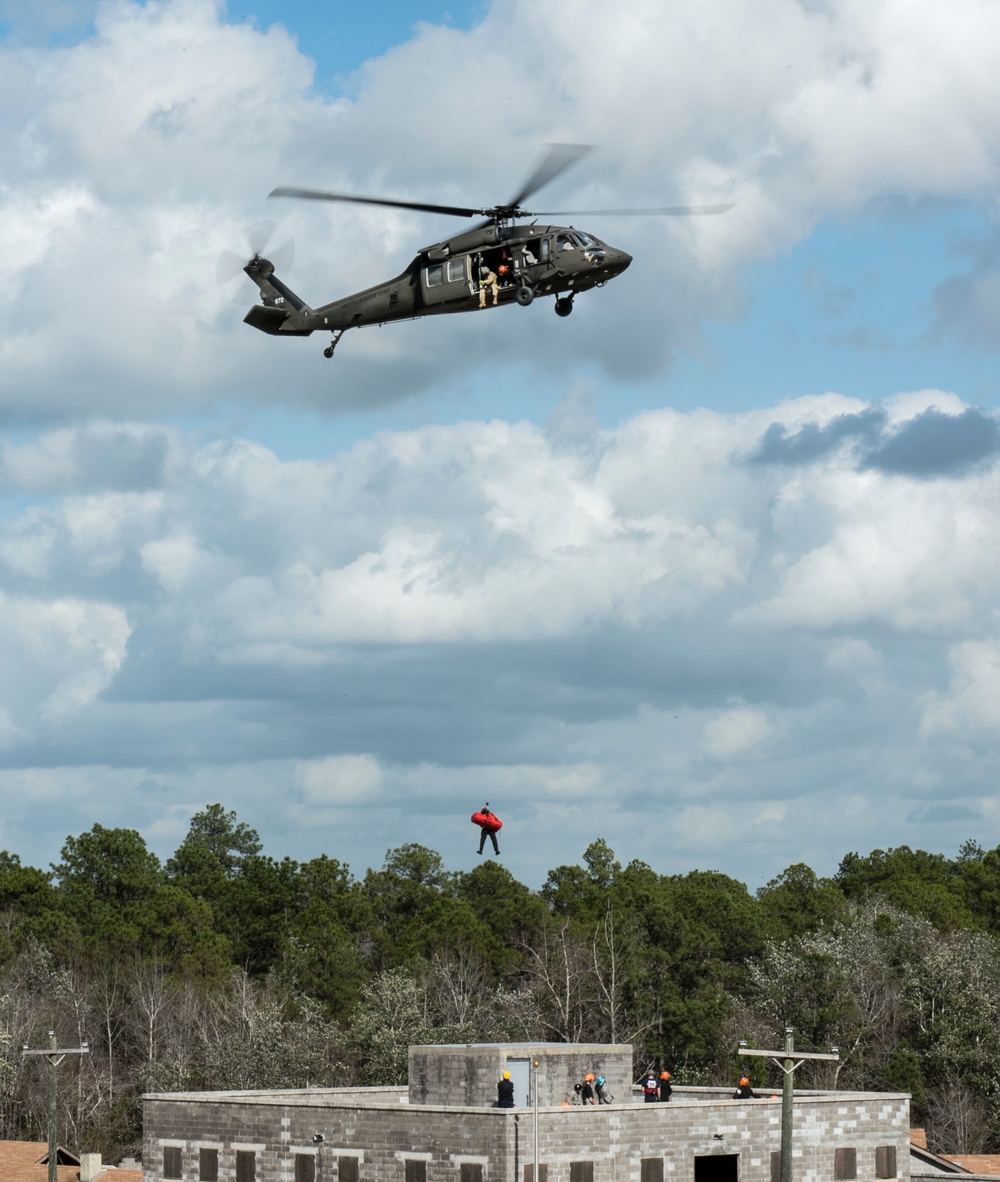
xmin=143 ymin=1042 xmax=910 ymax=1182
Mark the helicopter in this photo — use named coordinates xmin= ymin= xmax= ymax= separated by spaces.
xmin=242 ymin=144 xmax=733 ymax=358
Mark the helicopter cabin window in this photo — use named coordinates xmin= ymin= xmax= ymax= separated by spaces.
xmin=520 ymin=239 xmax=544 ymax=267
xmin=446 ymin=257 xmax=467 ymax=283
xmin=425 ymin=263 xmax=444 ymax=287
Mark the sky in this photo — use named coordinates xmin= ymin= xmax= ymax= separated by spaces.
xmin=2 ymin=0 xmax=1000 ymax=892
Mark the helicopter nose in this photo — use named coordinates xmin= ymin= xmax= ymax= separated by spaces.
xmin=604 ymin=248 xmax=631 ymax=275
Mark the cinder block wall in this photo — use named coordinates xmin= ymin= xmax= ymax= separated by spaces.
xmin=408 ymin=1044 xmax=634 ymax=1108
xmin=522 ymin=1094 xmax=911 ymax=1182
xmin=144 ymin=1093 xmax=516 ymax=1182
xmin=143 ymin=1090 xmax=909 ymax=1182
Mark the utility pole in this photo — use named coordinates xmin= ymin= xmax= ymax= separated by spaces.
xmin=739 ymin=1028 xmax=839 ymax=1182
xmin=23 ymin=1030 xmax=90 ymax=1182
xmin=531 ymin=1057 xmax=541 ymax=1182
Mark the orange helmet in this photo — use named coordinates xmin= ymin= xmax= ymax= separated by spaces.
xmin=498 ymin=264 xmax=509 ymax=274
xmin=739 ymin=1077 xmax=749 ymax=1086
xmin=660 ymin=1072 xmax=670 ymax=1080
xmin=585 ymin=1073 xmax=595 ymax=1081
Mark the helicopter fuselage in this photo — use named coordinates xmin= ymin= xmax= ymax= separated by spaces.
xmin=243 ymin=222 xmax=632 ymax=341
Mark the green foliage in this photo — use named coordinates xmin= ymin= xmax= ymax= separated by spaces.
xmin=52 ymin=824 xmax=163 ymax=953
xmin=167 ymin=805 xmax=296 ymax=974
xmin=835 ymin=846 xmax=976 ymax=931
xmin=0 ymin=852 xmax=67 ymax=961
xmin=757 ymin=863 xmax=848 ymax=938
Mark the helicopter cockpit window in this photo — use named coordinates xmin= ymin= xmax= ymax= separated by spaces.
xmin=575 ymin=231 xmax=602 ymax=248
xmin=446 ymin=257 xmax=467 ymax=283
xmin=557 ymin=233 xmax=576 ymax=252
xmin=425 ymin=264 xmax=444 ymax=287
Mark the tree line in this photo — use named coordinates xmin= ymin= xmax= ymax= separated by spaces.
xmin=2 ymin=806 xmax=999 ymax=1161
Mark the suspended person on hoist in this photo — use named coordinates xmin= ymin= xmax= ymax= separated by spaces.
xmin=472 ymin=803 xmax=502 ymax=855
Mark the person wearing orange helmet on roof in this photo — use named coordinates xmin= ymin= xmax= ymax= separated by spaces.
xmin=580 ymin=1073 xmax=596 ymax=1105
xmin=497 ymin=1070 xmax=515 ymax=1108
xmin=658 ymin=1071 xmax=672 ymax=1102
xmin=732 ymin=1076 xmax=759 ymax=1100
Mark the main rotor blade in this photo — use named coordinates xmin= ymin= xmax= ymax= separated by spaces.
xmin=527 ymin=203 xmax=736 ymax=217
xmin=506 ymin=143 xmax=594 ymax=210
xmin=269 ymin=187 xmax=484 ymax=219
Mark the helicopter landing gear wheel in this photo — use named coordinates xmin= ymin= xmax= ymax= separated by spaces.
xmin=555 ymin=296 xmax=574 ymax=318
xmin=323 ymin=330 xmax=345 ymax=359
xmin=516 ymin=285 xmax=534 ymax=307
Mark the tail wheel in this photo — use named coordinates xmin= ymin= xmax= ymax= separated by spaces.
xmin=555 ymin=296 xmax=574 ymax=317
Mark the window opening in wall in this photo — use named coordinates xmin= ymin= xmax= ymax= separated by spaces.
xmin=236 ymin=1149 xmax=257 ymax=1182
xmin=694 ymin=1154 xmax=739 ymax=1182
xmin=406 ymin=1160 xmax=428 ymax=1182
xmin=200 ymin=1147 xmax=219 ymax=1182
xmin=460 ymin=1165 xmax=483 ymax=1182
xmin=296 ymin=1154 xmax=317 ymax=1182
xmin=570 ymin=1163 xmax=594 ymax=1182
xmin=340 ymin=1158 xmax=360 ymax=1182
xmin=524 ymin=1166 xmax=548 ymax=1182
xmin=875 ymin=1147 xmax=897 ymax=1179
xmin=641 ymin=1158 xmax=664 ymax=1182
xmin=163 ymin=1146 xmax=182 ymax=1180
xmin=770 ymin=1153 xmax=781 ymax=1182
xmin=835 ymin=1149 xmax=857 ymax=1181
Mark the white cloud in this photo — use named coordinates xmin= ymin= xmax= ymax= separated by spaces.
xmin=742 ymin=461 xmax=1000 ymax=632
xmin=703 ymin=707 xmax=775 ymax=760
xmin=0 ymin=393 xmax=991 ymax=884
xmin=922 ymin=640 xmax=1000 ymax=737
xmin=299 ymin=754 xmax=383 ymax=805
xmin=0 ymin=592 xmax=130 ymax=726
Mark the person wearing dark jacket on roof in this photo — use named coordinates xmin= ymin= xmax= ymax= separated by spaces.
xmin=497 ymin=1071 xmax=515 ymax=1108
xmin=642 ymin=1073 xmax=659 ymax=1102
xmin=658 ymin=1071 xmax=672 ymax=1101
xmin=732 ymin=1077 xmax=758 ymax=1099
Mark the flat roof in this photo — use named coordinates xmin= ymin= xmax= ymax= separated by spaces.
xmin=145 ymin=1086 xmax=908 ymax=1111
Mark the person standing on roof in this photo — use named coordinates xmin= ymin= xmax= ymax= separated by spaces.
xmin=732 ymin=1077 xmax=759 ymax=1100
xmin=658 ymin=1071 xmax=672 ymax=1102
xmin=580 ymin=1074 xmax=596 ymax=1105
xmin=497 ymin=1070 xmax=515 ymax=1108
xmin=642 ymin=1072 xmax=660 ymax=1103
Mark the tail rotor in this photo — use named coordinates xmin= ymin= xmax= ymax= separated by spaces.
xmin=216 ymin=220 xmax=295 ymax=302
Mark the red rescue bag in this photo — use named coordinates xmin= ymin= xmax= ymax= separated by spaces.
xmin=471 ymin=811 xmax=503 ymax=832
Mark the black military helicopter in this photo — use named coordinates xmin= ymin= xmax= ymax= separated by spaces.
xmin=242 ymin=145 xmax=732 ymax=358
